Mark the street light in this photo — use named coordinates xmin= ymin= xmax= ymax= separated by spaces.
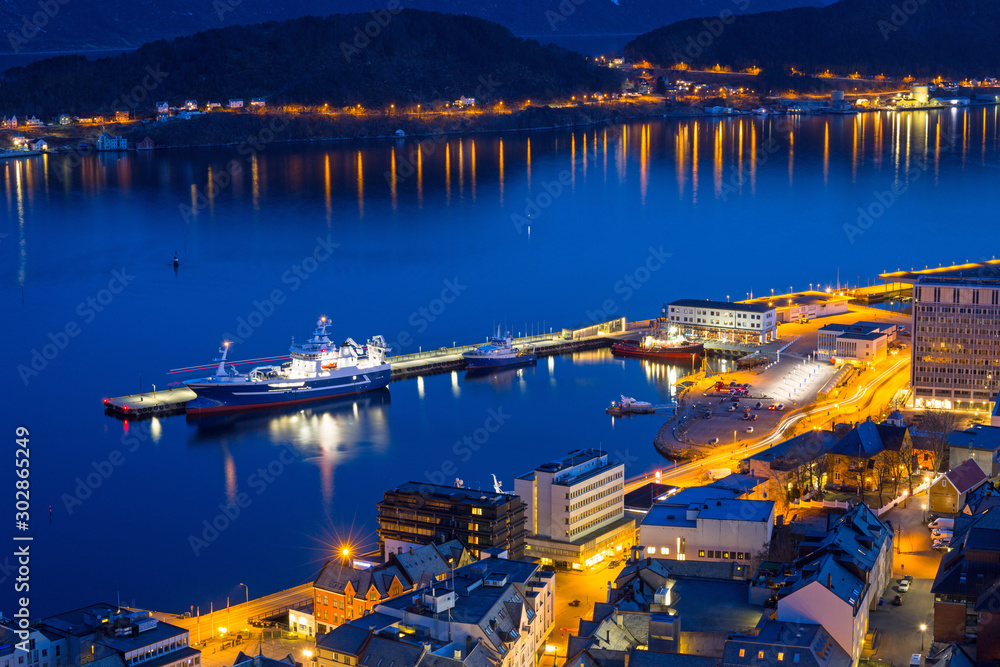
xmin=920 ymin=623 xmax=927 ymax=650
xmin=239 ymin=582 xmax=249 ymax=604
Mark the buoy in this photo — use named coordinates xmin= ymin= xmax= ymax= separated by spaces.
xmin=173 ymin=252 xmax=179 ymax=266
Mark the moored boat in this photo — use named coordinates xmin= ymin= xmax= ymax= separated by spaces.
xmin=184 ymin=317 xmax=391 ymax=415
xmin=463 ymin=329 xmax=537 ymax=369
xmin=606 ymin=395 xmax=655 ymax=415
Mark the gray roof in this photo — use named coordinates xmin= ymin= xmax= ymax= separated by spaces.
xmin=948 ymin=425 xmax=1000 ymax=452
xmin=316 ymin=625 xmax=372 ymax=655
xmin=642 ymin=496 xmax=773 ymax=527
xmin=232 ymin=652 xmax=296 ymax=667
xmin=746 ymin=431 xmax=839 ymax=468
xmin=669 ymin=299 xmax=773 ymax=313
xmin=780 ymin=554 xmax=865 ymax=613
xmin=828 ymin=420 xmax=908 ymax=457
xmin=385 ymin=482 xmax=519 ymax=508
xmin=723 ymin=620 xmax=851 ymax=667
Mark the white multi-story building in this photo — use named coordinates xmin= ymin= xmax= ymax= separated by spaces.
xmin=639 ymin=486 xmax=774 ymax=562
xmin=0 ymin=618 xmax=68 ymax=667
xmin=514 ymin=449 xmax=634 ymax=569
xmin=816 ymin=321 xmax=894 ymax=365
xmin=911 ymin=275 xmax=1000 ymax=411
xmin=667 ymin=299 xmax=777 ymax=343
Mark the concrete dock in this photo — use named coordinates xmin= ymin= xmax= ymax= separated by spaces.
xmin=104 ymin=387 xmax=197 ymax=419
xmin=103 ymin=324 xmax=768 ymax=420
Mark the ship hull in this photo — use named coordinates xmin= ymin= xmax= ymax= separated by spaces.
xmin=184 ymin=367 xmax=391 ymax=415
xmin=463 ymin=353 xmax=538 ymax=369
xmin=611 ymin=341 xmax=703 ymax=361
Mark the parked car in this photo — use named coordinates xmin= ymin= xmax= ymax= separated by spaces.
xmin=776 ymin=404 xmax=785 ymax=410
xmin=768 ymin=404 xmax=777 ymax=410
xmin=728 ymin=405 xmax=736 ymax=412
xmin=751 ymin=414 xmax=758 ymax=421
xmin=743 ymin=415 xmax=751 ymax=421
xmin=754 ymin=402 xmax=763 ymax=409
xmin=709 ymin=437 xmax=720 ymax=444
xmin=898 ymin=580 xmax=910 ymax=592
xmin=892 ymin=595 xmax=903 ymax=606
xmin=932 ymin=530 xmax=953 ymax=541
xmin=932 ymin=542 xmax=951 ymax=552
xmin=746 ymin=426 xmax=754 ymax=433
xmin=928 ymin=518 xmax=954 ymax=531
xmin=902 ymin=575 xmax=913 ymax=583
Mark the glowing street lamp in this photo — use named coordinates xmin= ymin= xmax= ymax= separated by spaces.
xmin=920 ymin=624 xmax=927 ymax=650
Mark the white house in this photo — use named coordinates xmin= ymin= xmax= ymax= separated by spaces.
xmin=250 ymin=97 xmax=266 ymax=107
xmin=156 ymin=101 xmax=169 ymax=113
xmin=775 ymin=503 xmax=893 ymax=665
xmin=96 ymin=133 xmax=127 ymax=150
xmin=184 ymin=100 xmax=197 ymax=110
xmin=228 ymin=99 xmax=244 ymax=108
xmin=639 ymin=486 xmax=775 ymax=562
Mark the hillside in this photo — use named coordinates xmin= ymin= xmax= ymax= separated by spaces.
xmin=625 ymin=0 xmax=1000 ymax=78
xmin=0 ymin=0 xmax=831 ymax=55
xmin=0 ymin=11 xmax=621 ymax=117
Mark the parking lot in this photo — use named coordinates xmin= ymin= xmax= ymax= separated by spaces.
xmin=867 ymin=577 xmax=935 ymax=666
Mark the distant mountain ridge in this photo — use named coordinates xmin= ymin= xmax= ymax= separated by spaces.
xmin=0 ymin=10 xmax=621 ymax=116
xmin=0 ymin=0 xmax=832 ymax=54
xmin=625 ymin=0 xmax=1000 ymax=77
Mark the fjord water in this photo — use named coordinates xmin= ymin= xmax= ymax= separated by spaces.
xmin=5 ymin=108 xmax=999 ymax=615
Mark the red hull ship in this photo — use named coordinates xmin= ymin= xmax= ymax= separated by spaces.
xmin=611 ymin=339 xmax=704 ymax=360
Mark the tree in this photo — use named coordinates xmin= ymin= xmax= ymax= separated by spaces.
xmin=918 ymin=410 xmax=963 ymax=474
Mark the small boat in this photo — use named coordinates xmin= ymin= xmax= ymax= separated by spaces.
xmin=606 ymin=395 xmax=655 ymax=415
xmin=463 ymin=328 xmax=537 ymax=369
xmin=612 ymin=338 xmax=703 ymax=361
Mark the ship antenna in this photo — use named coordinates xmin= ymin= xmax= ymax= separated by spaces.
xmin=216 ymin=341 xmax=231 ymax=376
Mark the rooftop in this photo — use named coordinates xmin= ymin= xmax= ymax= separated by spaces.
xmin=944 ymin=459 xmax=988 ymax=494
xmin=880 ymin=260 xmax=1000 ymax=285
xmin=746 ymin=430 xmax=839 ymax=469
xmin=642 ymin=496 xmax=773 ymax=528
xmin=741 ymin=290 xmax=852 ymax=308
xmin=723 ymin=619 xmax=852 ymax=667
xmin=669 ymin=298 xmax=773 ymax=313
xmin=949 ymin=425 xmax=1000 ymax=452
xmin=384 ymin=482 xmax=519 ymax=508
xmin=518 ymin=448 xmax=622 ymax=487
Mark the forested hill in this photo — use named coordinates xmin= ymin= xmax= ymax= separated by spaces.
xmin=625 ymin=0 xmax=1000 ymax=77
xmin=0 ymin=11 xmax=621 ymax=116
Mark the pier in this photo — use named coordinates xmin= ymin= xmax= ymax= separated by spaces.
xmin=102 ymin=322 xmax=642 ymax=419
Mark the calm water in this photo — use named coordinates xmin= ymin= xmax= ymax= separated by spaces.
xmin=5 ymin=108 xmax=1000 ymax=616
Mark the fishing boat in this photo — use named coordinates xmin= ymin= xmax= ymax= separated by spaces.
xmin=184 ymin=317 xmax=391 ymax=414
xmin=463 ymin=328 xmax=537 ymax=369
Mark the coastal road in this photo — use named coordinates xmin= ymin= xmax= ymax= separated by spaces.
xmin=150 ymin=583 xmax=312 ymax=643
xmin=624 ymin=353 xmax=911 ymax=491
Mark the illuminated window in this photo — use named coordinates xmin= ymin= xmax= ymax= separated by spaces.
xmin=647 ymin=547 xmax=655 ymax=554
xmin=758 ymin=652 xmax=764 ymax=660
xmin=660 ymin=547 xmax=669 ymax=555
xmin=472 ymin=508 xmax=483 ymax=516
xmin=778 ymin=653 xmax=784 ymax=661
xmin=723 ymin=552 xmax=729 ymax=559
xmin=738 ymin=650 xmax=745 ymax=658
xmin=698 ymin=550 xmax=705 ymax=557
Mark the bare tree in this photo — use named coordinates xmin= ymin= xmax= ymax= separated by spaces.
xmin=919 ymin=410 xmax=963 ymax=474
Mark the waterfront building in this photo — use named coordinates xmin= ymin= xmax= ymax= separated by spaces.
xmin=948 ymin=424 xmax=1000 ymax=477
xmin=137 ymin=137 xmax=155 ymax=151
xmin=377 ymin=482 xmax=526 ymax=560
xmin=910 ymin=274 xmax=1000 ymax=411
xmin=816 ymin=321 xmax=894 ymax=365
xmin=638 ymin=486 xmax=775 ymax=563
xmin=0 ymin=617 xmax=68 ymax=667
xmin=514 ymin=449 xmax=634 ymax=569
xmin=96 ymin=133 xmax=127 ymax=151
xmin=667 ymin=300 xmax=776 ymax=344
xmin=743 ymin=290 xmax=851 ymax=324
xmin=313 ymin=541 xmax=471 ymax=635
xmin=40 ymin=605 xmax=199 ymax=667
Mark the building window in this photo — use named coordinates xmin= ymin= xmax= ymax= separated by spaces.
xmin=723 ymin=552 xmax=730 ymax=559
xmin=758 ymin=652 xmax=764 ymax=660
xmin=660 ymin=547 xmax=669 ymax=555
xmin=646 ymin=546 xmax=655 ymax=554
xmin=472 ymin=508 xmax=483 ymax=516
xmin=698 ymin=550 xmax=705 ymax=557
xmin=738 ymin=650 xmax=745 ymax=658
xmin=778 ymin=653 xmax=784 ymax=661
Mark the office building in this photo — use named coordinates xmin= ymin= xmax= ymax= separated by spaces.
xmin=911 ymin=274 xmax=1000 ymax=410
xmin=514 ymin=449 xmax=634 ymax=569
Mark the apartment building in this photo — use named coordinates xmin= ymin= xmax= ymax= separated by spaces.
xmin=667 ymin=300 xmax=777 ymax=344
